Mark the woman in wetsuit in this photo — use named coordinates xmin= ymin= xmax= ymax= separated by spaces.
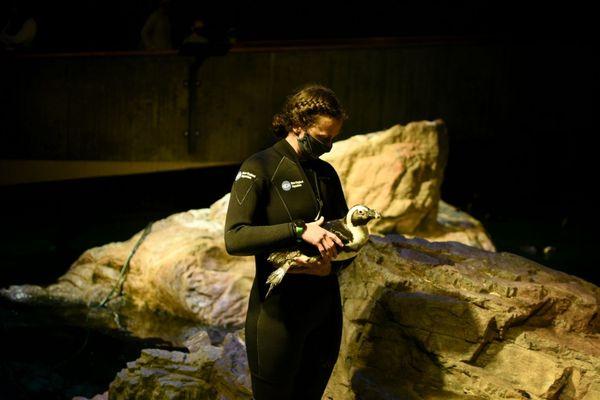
xmin=224 ymin=83 xmax=354 ymax=399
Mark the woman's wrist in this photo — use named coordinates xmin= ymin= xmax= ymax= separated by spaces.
xmin=291 ymin=219 xmax=307 ymax=242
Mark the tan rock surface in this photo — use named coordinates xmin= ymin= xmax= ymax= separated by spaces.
xmin=322 ymin=235 xmax=600 ymax=399
xmin=107 ymin=330 xmax=252 ymax=400
xmin=323 ymin=119 xmax=495 ymax=251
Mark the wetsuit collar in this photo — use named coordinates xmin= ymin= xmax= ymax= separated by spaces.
xmin=273 ymin=137 xmax=310 ymax=163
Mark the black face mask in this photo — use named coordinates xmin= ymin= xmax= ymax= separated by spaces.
xmin=297 ymin=132 xmax=332 ymax=160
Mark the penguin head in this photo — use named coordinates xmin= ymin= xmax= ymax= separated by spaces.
xmin=347 ymin=205 xmax=381 ymax=227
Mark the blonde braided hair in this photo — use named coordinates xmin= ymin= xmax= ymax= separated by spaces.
xmin=272 ymin=83 xmax=349 ymax=138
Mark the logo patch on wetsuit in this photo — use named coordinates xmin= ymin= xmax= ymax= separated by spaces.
xmin=235 ymin=170 xmax=256 ymax=181
xmin=281 ymin=180 xmax=304 ymax=191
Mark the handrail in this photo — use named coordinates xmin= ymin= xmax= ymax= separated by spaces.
xmin=0 ymin=35 xmax=492 ymax=60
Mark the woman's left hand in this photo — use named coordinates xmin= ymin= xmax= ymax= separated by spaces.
xmin=290 ymin=255 xmax=333 ymax=276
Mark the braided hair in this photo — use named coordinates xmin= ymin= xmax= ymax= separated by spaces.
xmin=272 ymin=83 xmax=349 ymax=139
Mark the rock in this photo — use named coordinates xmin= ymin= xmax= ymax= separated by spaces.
xmin=211 ymin=330 xmax=253 ymax=400
xmin=323 ymin=120 xmax=448 ymax=234
xmin=322 ymin=119 xmax=495 ymax=250
xmin=71 ymin=390 xmax=108 ymax=400
xmin=322 ymin=234 xmax=600 ymax=400
xmin=0 ymin=198 xmax=255 ymax=328
xmin=107 ymin=330 xmax=251 ymax=400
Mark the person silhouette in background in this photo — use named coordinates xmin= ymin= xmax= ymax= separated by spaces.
xmin=178 ymin=16 xmax=211 ymax=56
xmin=183 ymin=17 xmax=209 ymax=46
xmin=140 ymin=0 xmax=173 ymax=50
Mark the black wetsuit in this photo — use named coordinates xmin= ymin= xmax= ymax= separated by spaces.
xmin=224 ymin=138 xmax=354 ymax=399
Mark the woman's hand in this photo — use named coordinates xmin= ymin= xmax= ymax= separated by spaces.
xmin=286 ymin=216 xmax=343 ymax=276
xmin=288 ymin=254 xmax=333 ymax=276
xmin=300 ymin=216 xmax=344 ymax=260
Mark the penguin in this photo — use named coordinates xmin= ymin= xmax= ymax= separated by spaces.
xmin=265 ymin=205 xmax=382 ymax=298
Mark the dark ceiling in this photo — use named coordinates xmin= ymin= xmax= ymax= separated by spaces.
xmin=1 ymin=1 xmax=595 ymax=52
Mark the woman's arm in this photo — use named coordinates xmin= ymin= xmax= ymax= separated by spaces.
xmin=224 ymin=158 xmax=296 ymax=256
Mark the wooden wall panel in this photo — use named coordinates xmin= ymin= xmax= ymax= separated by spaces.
xmin=0 ymin=43 xmax=511 ymax=167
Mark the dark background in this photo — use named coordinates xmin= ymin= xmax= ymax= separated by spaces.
xmin=1 ymin=1 xmax=596 ymax=51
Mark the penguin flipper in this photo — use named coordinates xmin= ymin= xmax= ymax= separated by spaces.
xmin=322 ymin=220 xmax=353 ymax=246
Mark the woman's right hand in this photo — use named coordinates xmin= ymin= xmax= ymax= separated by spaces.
xmin=300 ymin=216 xmax=344 ymax=260
xmin=288 ymin=254 xmax=332 ymax=276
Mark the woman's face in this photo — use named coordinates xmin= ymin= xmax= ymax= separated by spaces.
xmin=298 ymin=115 xmax=343 ymax=146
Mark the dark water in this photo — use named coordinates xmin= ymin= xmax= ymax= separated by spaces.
xmin=0 ymin=294 xmax=236 ymax=399
xmin=0 ymin=298 xmax=178 ymax=399
xmin=0 ymin=166 xmax=237 ymax=400
xmin=0 ymin=164 xmax=594 ymax=399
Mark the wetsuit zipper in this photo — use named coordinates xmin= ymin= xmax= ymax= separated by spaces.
xmin=309 ymin=169 xmax=323 ymax=219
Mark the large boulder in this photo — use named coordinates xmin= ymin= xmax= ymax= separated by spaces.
xmin=323 ymin=235 xmax=600 ymax=399
xmin=323 ymin=119 xmax=495 ymax=251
